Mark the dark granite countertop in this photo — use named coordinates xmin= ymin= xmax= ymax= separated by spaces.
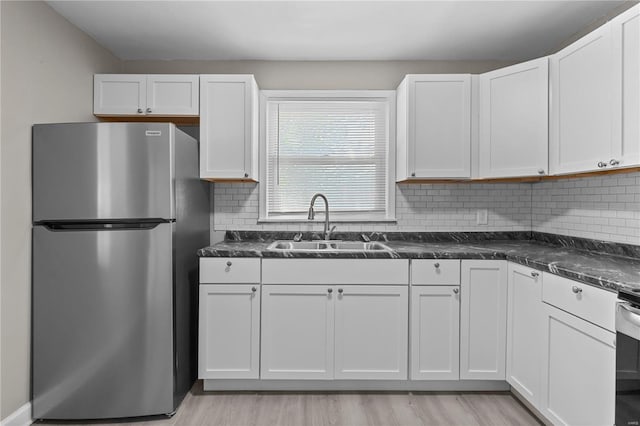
xmin=198 ymin=232 xmax=640 ymax=293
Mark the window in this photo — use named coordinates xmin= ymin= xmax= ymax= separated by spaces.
xmin=259 ymin=91 xmax=396 ymax=222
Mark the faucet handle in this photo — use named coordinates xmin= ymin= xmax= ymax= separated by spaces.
xmin=360 ymin=233 xmax=371 ymax=242
xmin=293 ymin=232 xmax=303 ymax=242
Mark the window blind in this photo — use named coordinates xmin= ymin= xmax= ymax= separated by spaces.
xmin=266 ymin=100 xmax=389 ymax=218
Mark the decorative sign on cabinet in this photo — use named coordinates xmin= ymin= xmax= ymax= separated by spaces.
xmin=396 ymin=74 xmax=472 ymax=180
xmin=94 ymin=74 xmax=199 ymax=118
xmin=199 ymin=75 xmax=259 ymax=181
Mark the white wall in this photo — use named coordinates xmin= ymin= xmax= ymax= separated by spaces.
xmin=0 ymin=1 xmax=120 ymax=419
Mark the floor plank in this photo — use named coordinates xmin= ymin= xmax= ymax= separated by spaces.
xmin=39 ymin=381 xmax=542 ymax=426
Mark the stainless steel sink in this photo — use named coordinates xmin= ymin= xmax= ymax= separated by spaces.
xmin=266 ymin=240 xmax=393 ymax=252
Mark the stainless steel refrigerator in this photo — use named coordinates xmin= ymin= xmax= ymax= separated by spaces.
xmin=32 ymin=122 xmax=209 ymax=420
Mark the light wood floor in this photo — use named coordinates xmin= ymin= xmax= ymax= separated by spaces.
xmin=40 ymin=381 xmax=542 ymax=426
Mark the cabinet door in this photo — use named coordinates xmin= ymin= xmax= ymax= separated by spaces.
xmin=541 ymin=303 xmax=615 ymax=426
xmin=550 ymin=23 xmax=620 ymax=174
xmin=334 ymin=285 xmax=408 ymax=380
xmin=410 ymin=286 xmax=460 ymax=380
xmin=479 ymin=58 xmax=548 ymax=178
xmin=199 ymin=75 xmax=258 ymax=180
xmin=94 ymin=74 xmax=146 ymax=115
xmin=198 ymin=284 xmax=260 ymax=379
xmin=261 ymin=285 xmax=334 ymax=380
xmin=613 ymin=5 xmax=640 ymax=168
xmin=460 ymin=260 xmax=507 ymax=380
xmin=146 ymin=75 xmax=199 ymax=116
xmin=405 ymin=75 xmax=471 ymax=179
xmin=506 ymin=263 xmax=543 ymax=408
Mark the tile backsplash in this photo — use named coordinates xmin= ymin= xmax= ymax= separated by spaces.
xmin=532 ymin=172 xmax=640 ymax=245
xmin=212 ymin=171 xmax=640 ymax=246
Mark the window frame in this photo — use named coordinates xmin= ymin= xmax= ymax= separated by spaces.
xmin=259 ymin=90 xmax=396 ymax=223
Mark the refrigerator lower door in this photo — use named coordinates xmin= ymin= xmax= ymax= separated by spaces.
xmin=32 ymin=223 xmax=174 ymax=420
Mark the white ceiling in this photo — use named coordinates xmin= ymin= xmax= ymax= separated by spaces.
xmin=48 ymin=1 xmax=630 ymax=61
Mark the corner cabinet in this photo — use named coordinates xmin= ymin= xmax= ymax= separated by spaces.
xmin=94 ymin=74 xmax=199 ymax=117
xmin=479 ymin=58 xmax=549 ymax=178
xmin=199 ymin=75 xmax=259 ymax=181
xmin=260 ymin=259 xmax=409 ymax=380
xmin=460 ymin=260 xmax=507 ymax=380
xmin=396 ymin=75 xmax=471 ymax=180
xmin=198 ymin=258 xmax=261 ymax=379
xmin=506 ymin=263 xmax=543 ymax=409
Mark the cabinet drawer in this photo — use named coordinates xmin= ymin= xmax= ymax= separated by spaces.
xmin=200 ymin=258 xmax=260 ymax=283
xmin=262 ymin=259 xmax=408 ymax=285
xmin=542 ymin=273 xmax=616 ymax=332
xmin=411 ymin=259 xmax=460 ymax=285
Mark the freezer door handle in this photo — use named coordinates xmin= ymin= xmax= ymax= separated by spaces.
xmin=41 ymin=221 xmax=168 ymax=231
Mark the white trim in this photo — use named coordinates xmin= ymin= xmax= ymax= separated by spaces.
xmin=258 ymin=90 xmax=396 ymax=223
xmin=1 ymin=402 xmax=32 ymax=426
xmin=203 ymin=379 xmax=510 ymax=392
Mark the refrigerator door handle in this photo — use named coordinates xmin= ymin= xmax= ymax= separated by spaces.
xmin=41 ymin=221 xmax=169 ymax=231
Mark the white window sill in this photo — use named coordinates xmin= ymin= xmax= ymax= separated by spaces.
xmin=258 ymin=215 xmax=397 ymax=224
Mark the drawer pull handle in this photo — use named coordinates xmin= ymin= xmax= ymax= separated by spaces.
xmin=434 ymin=263 xmax=440 ymax=268
xmin=338 ymin=288 xmax=344 ymax=294
xmin=226 ymin=261 xmax=232 ymax=267
xmin=251 ymin=287 xmax=257 ymax=292
xmin=572 ymin=286 xmax=582 ymax=294
xmin=531 ymin=271 xmax=539 ymax=277
xmin=453 ymin=288 xmax=459 ymax=294
xmin=327 ymin=288 xmax=333 ymax=294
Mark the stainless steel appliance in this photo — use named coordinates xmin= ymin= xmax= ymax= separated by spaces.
xmin=32 ymin=123 xmax=209 ymax=420
xmin=616 ymin=289 xmax=640 ymax=426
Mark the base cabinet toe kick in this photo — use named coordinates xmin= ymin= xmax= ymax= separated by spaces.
xmin=198 ymin=257 xmax=618 ymax=425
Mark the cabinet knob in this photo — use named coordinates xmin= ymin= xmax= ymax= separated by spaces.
xmin=434 ymin=262 xmax=440 ymax=268
xmin=327 ymin=288 xmax=333 ymax=294
xmin=609 ymin=159 xmax=620 ymax=166
xmin=537 ymin=169 xmax=545 ymax=175
xmin=597 ymin=161 xmax=608 ymax=168
xmin=251 ymin=286 xmax=257 ymax=292
xmin=411 ymin=172 xmax=416 ymax=177
xmin=338 ymin=288 xmax=344 ymax=294
xmin=531 ymin=271 xmax=539 ymax=278
xmin=453 ymin=288 xmax=459 ymax=294
xmin=226 ymin=261 xmax=232 ymax=267
xmin=571 ymin=285 xmax=583 ymax=294
xmin=244 ymin=173 xmax=249 ymax=178
xmin=146 ymin=107 xmax=152 ymax=113
xmin=137 ymin=108 xmax=143 ymax=114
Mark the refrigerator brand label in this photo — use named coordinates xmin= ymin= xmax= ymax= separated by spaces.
xmin=145 ymin=130 xmax=162 ymax=136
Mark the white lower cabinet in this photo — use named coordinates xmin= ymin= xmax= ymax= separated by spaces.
xmin=410 ymin=285 xmax=460 ymax=380
xmin=261 ymin=284 xmax=408 ymax=380
xmin=260 ymin=285 xmax=334 ymax=380
xmin=198 ymin=284 xmax=261 ymax=379
xmin=540 ymin=303 xmax=615 ymax=426
xmin=334 ymin=286 xmax=408 ymax=380
xmin=506 ymin=263 xmax=543 ymax=408
xmin=460 ymin=260 xmax=508 ymax=380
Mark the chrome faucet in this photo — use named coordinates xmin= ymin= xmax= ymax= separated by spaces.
xmin=308 ymin=193 xmax=336 ymax=240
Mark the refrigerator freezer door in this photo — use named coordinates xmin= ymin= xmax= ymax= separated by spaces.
xmin=32 ymin=223 xmax=174 ymax=419
xmin=33 ymin=123 xmax=174 ymax=222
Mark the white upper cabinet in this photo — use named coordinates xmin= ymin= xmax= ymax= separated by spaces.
xmin=549 ymin=23 xmax=620 ymax=174
xmin=146 ymin=75 xmax=199 ymax=116
xmin=397 ymin=75 xmax=471 ymax=180
xmin=612 ymin=5 xmax=640 ymax=168
xmin=479 ymin=58 xmax=549 ymax=178
xmin=199 ymin=75 xmax=259 ymax=181
xmin=94 ymin=74 xmax=199 ymax=116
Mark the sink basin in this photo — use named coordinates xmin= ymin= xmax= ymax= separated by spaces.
xmin=266 ymin=240 xmax=393 ymax=252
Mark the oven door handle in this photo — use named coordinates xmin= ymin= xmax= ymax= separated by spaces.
xmin=618 ymin=303 xmax=640 ymax=328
